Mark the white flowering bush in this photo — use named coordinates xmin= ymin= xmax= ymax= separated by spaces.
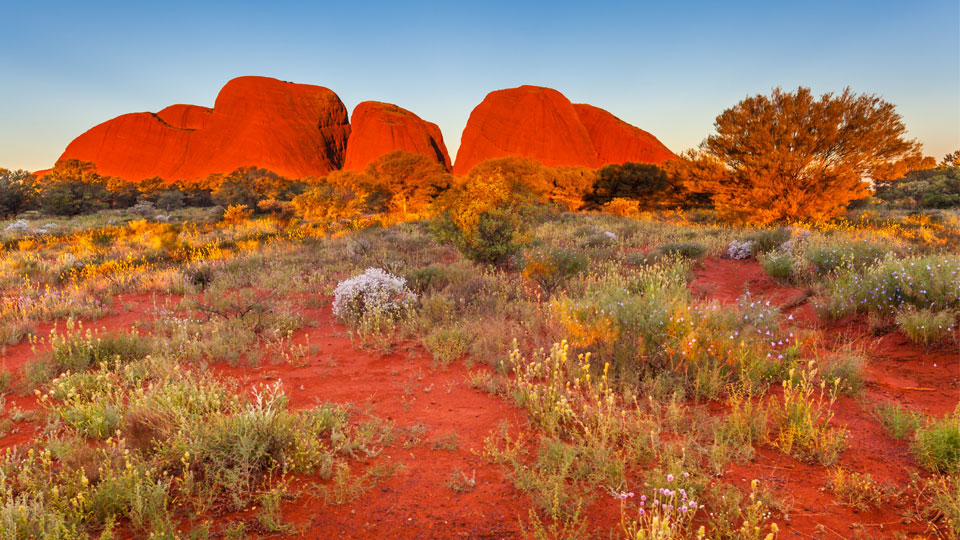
xmin=4 ymin=219 xmax=29 ymax=233
xmin=725 ymin=240 xmax=756 ymax=260
xmin=332 ymin=268 xmax=417 ymax=323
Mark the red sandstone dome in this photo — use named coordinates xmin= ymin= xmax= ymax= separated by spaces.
xmin=156 ymin=104 xmax=212 ymax=130
xmin=58 ymin=76 xmax=351 ymax=181
xmin=573 ymin=103 xmax=676 ymax=165
xmin=452 ymin=85 xmax=676 ymax=174
xmin=344 ymin=102 xmax=451 ymax=172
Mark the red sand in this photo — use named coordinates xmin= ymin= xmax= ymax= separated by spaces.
xmin=0 ymin=258 xmax=956 ymax=538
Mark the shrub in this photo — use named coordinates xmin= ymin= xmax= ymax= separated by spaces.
xmin=774 ymin=363 xmax=847 ymax=465
xmin=657 ymin=242 xmax=706 ymax=260
xmin=332 ymin=268 xmax=417 ymax=324
xmin=725 ymin=240 xmax=755 ymax=260
xmin=820 ymin=255 xmax=960 ymax=319
xmin=291 ymin=184 xmax=370 ymax=229
xmin=914 ymin=410 xmax=960 ymax=474
xmin=826 ymin=467 xmax=892 ymax=510
xmin=600 ymin=198 xmax=639 ymax=218
xmin=872 ymin=402 xmax=923 ymax=440
xmin=896 ymin=308 xmax=955 ymax=346
xmin=44 ymin=330 xmax=153 ymax=380
xmin=760 ymin=252 xmax=795 ymax=282
xmin=222 ymin=204 xmax=253 ymax=225
xmin=522 ymin=246 xmax=589 ymax=295
xmin=805 ymin=241 xmax=886 ymax=275
xmin=446 ymin=208 xmax=522 ymax=265
xmin=746 ymin=228 xmax=790 ymax=254
xmin=0 ymin=169 xmax=34 ymax=217
xmin=923 ymin=474 xmax=960 ymax=539
xmin=423 ymin=326 xmax=472 ymax=366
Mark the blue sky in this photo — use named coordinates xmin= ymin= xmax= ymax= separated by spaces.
xmin=1 ymin=0 xmax=957 ymax=171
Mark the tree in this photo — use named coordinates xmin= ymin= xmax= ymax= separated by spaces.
xmin=0 ymin=168 xmax=36 ymax=217
xmin=585 ymin=162 xmax=689 ymax=209
xmin=871 ymin=153 xmax=937 ymax=182
xmin=695 ymin=87 xmax=922 ymax=224
xmin=549 ymin=166 xmax=596 ymax=211
xmin=40 ymin=159 xmax=109 ymax=216
xmin=465 ymin=157 xmax=555 ymax=200
xmin=942 ymin=150 xmax=959 ymax=168
xmin=364 ymin=151 xmax=452 ymax=219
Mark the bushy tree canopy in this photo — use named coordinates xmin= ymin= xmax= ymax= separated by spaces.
xmin=0 ymin=168 xmax=35 ymax=217
xmin=364 ymin=151 xmax=452 ymax=219
xmin=585 ymin=162 xmax=693 ymax=209
xmin=692 ymin=87 xmax=922 ymax=224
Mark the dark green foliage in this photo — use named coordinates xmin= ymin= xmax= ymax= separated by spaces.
xmin=156 ymin=189 xmax=186 ymax=210
xmin=40 ymin=180 xmax=109 ymax=216
xmin=585 ymin=163 xmax=677 ymax=209
xmin=210 ymin=167 xmax=305 ymax=209
xmin=874 ymin=166 xmax=960 ymax=209
xmin=914 ymin=412 xmax=960 ymax=474
xmin=745 ymin=228 xmax=790 ymax=255
xmin=455 ymin=209 xmax=521 ymax=265
xmin=0 ymin=168 xmax=35 ymax=217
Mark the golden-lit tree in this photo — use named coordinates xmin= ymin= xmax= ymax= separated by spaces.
xmin=549 ymin=166 xmax=596 ymax=211
xmin=696 ymin=87 xmax=922 ymax=224
xmin=871 ymin=153 xmax=938 ymax=182
xmin=364 ymin=151 xmax=451 ymax=219
xmin=466 ymin=157 xmax=553 ymax=200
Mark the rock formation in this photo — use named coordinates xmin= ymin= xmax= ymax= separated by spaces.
xmin=453 ymin=85 xmax=675 ymax=174
xmin=573 ymin=104 xmax=676 ymax=166
xmin=453 ymin=86 xmax=598 ymax=174
xmin=57 ymin=79 xmax=675 ymax=182
xmin=343 ymin=102 xmax=451 ymax=171
xmin=58 ymin=76 xmax=351 ymax=181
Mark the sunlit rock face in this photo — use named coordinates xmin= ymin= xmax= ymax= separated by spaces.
xmin=343 ymin=101 xmax=450 ymax=172
xmin=59 ymin=76 xmax=351 ymax=181
xmin=572 ymin=103 xmax=676 ymax=166
xmin=454 ymin=85 xmax=675 ymax=174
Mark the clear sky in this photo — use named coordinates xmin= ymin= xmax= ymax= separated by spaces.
xmin=1 ymin=0 xmax=958 ymax=171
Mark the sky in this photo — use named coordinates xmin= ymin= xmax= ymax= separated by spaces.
xmin=1 ymin=0 xmax=958 ymax=172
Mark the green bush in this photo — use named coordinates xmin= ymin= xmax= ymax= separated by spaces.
xmin=522 ymin=246 xmax=589 ymax=295
xmin=656 ymin=242 xmax=706 ymax=260
xmin=805 ymin=241 xmax=887 ymax=275
xmin=0 ymin=169 xmax=35 ymax=217
xmin=746 ymin=228 xmax=790 ymax=255
xmin=820 ymin=255 xmax=960 ymax=319
xmin=44 ymin=330 xmax=153 ymax=380
xmin=439 ymin=208 xmax=522 ymax=265
xmin=760 ymin=252 xmax=795 ymax=282
xmin=914 ymin=410 xmax=960 ymax=474
xmin=874 ymin=166 xmax=960 ymax=209
xmin=40 ymin=180 xmax=109 ymax=216
xmin=896 ymin=309 xmax=955 ymax=346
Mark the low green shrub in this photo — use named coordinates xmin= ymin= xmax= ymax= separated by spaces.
xmin=896 ymin=308 xmax=955 ymax=346
xmin=914 ymin=409 xmax=960 ymax=474
xmin=760 ymin=251 xmax=796 ymax=282
xmin=872 ymin=402 xmax=924 ymax=440
xmin=805 ymin=240 xmax=887 ymax=275
xmin=522 ymin=246 xmax=589 ymax=295
xmin=656 ymin=242 xmax=706 ymax=260
xmin=746 ymin=228 xmax=790 ymax=255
